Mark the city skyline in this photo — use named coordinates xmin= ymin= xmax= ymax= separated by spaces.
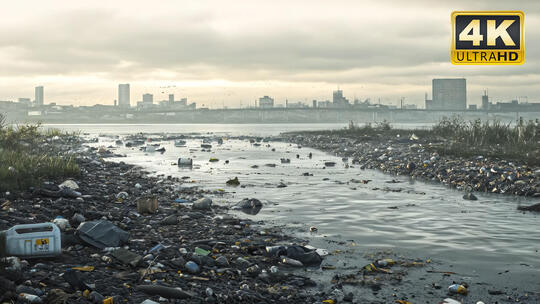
xmin=1 ymin=1 xmax=540 ymax=107
xmin=6 ymin=79 xmax=535 ymax=110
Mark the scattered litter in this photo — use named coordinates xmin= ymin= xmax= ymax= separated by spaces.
xmin=76 ymin=220 xmax=129 ymax=249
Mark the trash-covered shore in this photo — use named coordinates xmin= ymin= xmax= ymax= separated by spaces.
xmin=281 ymin=132 xmax=540 ymax=198
xmin=0 ymin=137 xmax=331 ymax=303
xmin=1 ymin=134 xmax=539 ymax=304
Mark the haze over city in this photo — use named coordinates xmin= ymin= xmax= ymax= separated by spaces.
xmin=2 ymin=0 xmax=540 ymax=107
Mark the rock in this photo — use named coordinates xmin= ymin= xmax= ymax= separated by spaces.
xmin=136 ymin=285 xmax=193 ymax=299
xmin=170 ymin=257 xmax=186 ymax=268
xmin=235 ymin=257 xmax=251 ymax=269
xmin=89 ymin=291 xmax=105 ymax=303
xmin=63 ymin=269 xmax=91 ymax=291
xmin=59 ymin=180 xmax=79 ymax=190
xmin=161 ymin=215 xmax=178 ymax=225
xmin=185 ymin=261 xmax=200 ymax=273
xmin=71 ymin=213 xmax=85 ymax=224
xmin=215 ymin=256 xmax=229 ymax=267
xmin=16 ymin=285 xmax=43 ymax=297
xmin=226 ymin=177 xmax=240 ymax=186
xmin=517 ymin=203 xmax=540 ymax=212
xmin=192 ymin=197 xmax=212 ymax=210
xmin=185 ymin=212 xmax=205 ymax=219
xmin=200 ymin=255 xmax=215 ymax=267
xmin=58 ymin=188 xmax=82 ymax=198
xmin=234 ymin=198 xmax=262 ymax=209
xmin=45 ymin=289 xmax=71 ymax=304
xmin=463 ymin=193 xmax=478 ymax=200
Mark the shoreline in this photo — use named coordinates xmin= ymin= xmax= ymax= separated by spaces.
xmin=0 ymin=137 xmax=328 ymax=303
xmin=281 ymin=131 xmax=540 ymax=198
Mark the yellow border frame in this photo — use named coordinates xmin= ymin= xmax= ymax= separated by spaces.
xmin=451 ymin=11 xmax=524 ymax=65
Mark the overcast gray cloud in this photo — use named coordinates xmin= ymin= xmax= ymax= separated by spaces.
xmin=1 ymin=0 xmax=539 ymax=107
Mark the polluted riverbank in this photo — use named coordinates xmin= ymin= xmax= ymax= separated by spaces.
xmin=0 ymin=136 xmax=334 ymax=303
xmin=1 ymin=129 xmax=539 ymax=303
xmin=93 ymin=132 xmax=539 ymax=303
xmin=281 ymin=119 xmax=540 ymax=198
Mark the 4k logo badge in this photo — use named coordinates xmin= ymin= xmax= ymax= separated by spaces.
xmin=451 ymin=11 xmax=524 ymax=65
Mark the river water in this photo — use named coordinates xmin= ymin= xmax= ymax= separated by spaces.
xmin=50 ymin=123 xmax=540 ymax=302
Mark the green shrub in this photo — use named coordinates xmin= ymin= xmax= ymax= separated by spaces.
xmin=0 ymin=150 xmax=80 ymax=191
xmin=0 ymin=113 xmax=80 ymax=191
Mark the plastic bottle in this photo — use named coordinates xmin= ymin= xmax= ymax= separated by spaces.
xmin=148 ymin=243 xmax=165 ymax=254
xmin=282 ymin=257 xmax=303 ymax=267
xmin=265 ymin=246 xmax=286 ymax=256
xmin=375 ymin=258 xmax=395 ymax=267
xmin=448 ymin=284 xmax=467 ymax=294
xmin=19 ymin=293 xmax=42 ymax=303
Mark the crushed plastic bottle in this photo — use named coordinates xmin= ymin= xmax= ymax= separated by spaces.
xmin=19 ymin=293 xmax=42 ymax=303
xmin=282 ymin=257 xmax=303 ymax=267
xmin=439 ymin=299 xmax=461 ymax=304
xmin=375 ymin=258 xmax=395 ymax=267
xmin=448 ymin=284 xmax=467 ymax=295
xmin=52 ymin=216 xmax=70 ymax=231
xmin=148 ymin=243 xmax=165 ymax=254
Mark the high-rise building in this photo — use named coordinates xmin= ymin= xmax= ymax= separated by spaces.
xmin=432 ymin=79 xmax=466 ymax=110
xmin=118 ymin=84 xmax=130 ymax=108
xmin=35 ymin=86 xmax=44 ymax=106
xmin=332 ymin=90 xmax=350 ymax=107
xmin=143 ymin=93 xmax=153 ymax=103
xmin=259 ymin=96 xmax=274 ymax=108
xmin=482 ymin=90 xmax=490 ymax=111
xmin=168 ymin=94 xmax=174 ymax=103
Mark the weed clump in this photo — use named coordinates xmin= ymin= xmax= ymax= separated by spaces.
xmin=0 ymin=113 xmax=80 ymax=192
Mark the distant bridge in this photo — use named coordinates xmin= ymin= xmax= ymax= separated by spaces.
xmin=6 ymin=107 xmax=540 ymax=124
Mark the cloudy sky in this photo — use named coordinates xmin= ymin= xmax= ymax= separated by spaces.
xmin=1 ymin=0 xmax=539 ymax=108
